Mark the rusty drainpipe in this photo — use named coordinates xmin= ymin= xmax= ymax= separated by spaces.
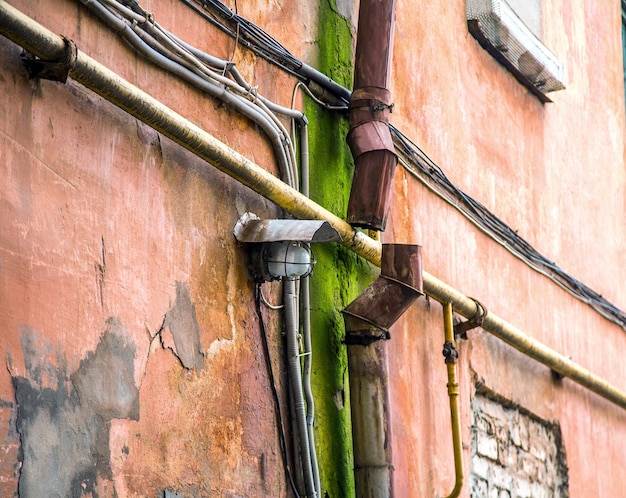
xmin=4 ymin=3 xmax=626 ymax=416
xmin=343 ymin=244 xmax=423 ymax=497
xmin=347 ymin=0 xmax=398 ymax=232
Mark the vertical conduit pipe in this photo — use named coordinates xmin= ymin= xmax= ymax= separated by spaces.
xmin=442 ymin=303 xmax=464 ymax=498
xmin=347 ymin=0 xmax=398 ymax=231
xmin=299 ymin=119 xmax=322 ymax=496
xmin=285 ymin=278 xmax=317 ymax=497
xmin=2 ymin=0 xmax=626 ymax=422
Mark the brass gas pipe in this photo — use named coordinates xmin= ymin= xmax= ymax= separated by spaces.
xmin=2 ymin=1 xmax=626 ymax=413
xmin=442 ymin=302 xmax=463 ymax=498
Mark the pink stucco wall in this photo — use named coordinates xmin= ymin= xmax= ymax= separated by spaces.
xmin=1 ymin=0 xmax=625 ymax=496
xmin=387 ymin=1 xmax=626 ymax=496
xmin=0 ymin=1 xmax=303 ymax=495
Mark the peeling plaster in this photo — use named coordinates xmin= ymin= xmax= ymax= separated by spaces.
xmin=13 ymin=318 xmax=139 ymax=497
xmin=163 ymin=282 xmax=205 ymax=371
xmin=205 ymin=264 xmax=239 ymax=358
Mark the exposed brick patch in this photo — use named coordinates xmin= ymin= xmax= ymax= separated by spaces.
xmin=470 ymin=389 xmax=569 ymax=498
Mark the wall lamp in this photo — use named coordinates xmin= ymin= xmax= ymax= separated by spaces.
xmin=233 ymin=212 xmax=342 ymax=282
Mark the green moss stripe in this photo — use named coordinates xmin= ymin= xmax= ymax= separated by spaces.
xmin=306 ymin=2 xmax=377 ymax=497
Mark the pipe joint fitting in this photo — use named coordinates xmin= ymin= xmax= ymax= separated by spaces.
xmin=346 ymin=119 xmax=397 ymax=229
xmin=344 ymin=325 xmax=391 ymax=346
xmin=347 ymin=119 xmax=396 ymax=157
xmin=454 ymin=298 xmax=487 ymax=339
xmin=349 ymin=97 xmax=394 ymax=126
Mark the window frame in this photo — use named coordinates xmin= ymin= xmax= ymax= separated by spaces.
xmin=466 ymin=0 xmax=566 ymax=102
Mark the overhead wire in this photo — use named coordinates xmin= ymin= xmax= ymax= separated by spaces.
xmin=79 ymin=0 xmax=301 ymax=189
xmin=178 ymin=0 xmax=303 ymax=79
xmin=390 ymin=125 xmax=626 ymax=330
xmin=182 ymin=0 xmax=626 ymax=331
xmin=183 ymin=0 xmax=352 ymax=106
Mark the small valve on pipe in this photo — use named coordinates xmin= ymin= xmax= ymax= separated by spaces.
xmin=442 ymin=341 xmax=459 ymax=364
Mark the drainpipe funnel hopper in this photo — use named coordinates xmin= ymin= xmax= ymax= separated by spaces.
xmin=343 ymin=244 xmax=423 ymax=344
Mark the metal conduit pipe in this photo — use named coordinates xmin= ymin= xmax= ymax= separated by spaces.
xmin=301 ymin=274 xmax=321 ymax=497
xmin=119 ymin=3 xmax=308 ymax=119
xmin=298 ymin=121 xmax=322 ymax=496
xmin=298 ymin=62 xmax=352 ymax=105
xmin=105 ymin=0 xmax=305 ymax=164
xmin=284 ymin=278 xmax=317 ymax=497
xmin=143 ymin=25 xmax=301 ymax=120
xmin=442 ymin=303 xmax=464 ymax=498
xmin=78 ymin=0 xmax=297 ymax=187
xmin=2 ymin=1 xmax=626 ymax=414
xmin=163 ymin=30 xmax=236 ymax=72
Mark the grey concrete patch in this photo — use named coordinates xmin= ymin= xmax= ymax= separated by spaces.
xmin=164 ymin=282 xmax=204 ymax=371
xmin=13 ymin=318 xmax=139 ymax=497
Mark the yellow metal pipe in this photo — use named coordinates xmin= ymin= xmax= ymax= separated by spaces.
xmin=442 ymin=303 xmax=463 ymax=498
xmin=1 ymin=1 xmax=626 ymax=412
xmin=426 ymin=278 xmax=626 ymax=410
xmin=0 ymin=1 xmax=381 ymax=268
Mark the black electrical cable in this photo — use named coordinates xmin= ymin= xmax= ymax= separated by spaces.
xmin=180 ymin=0 xmax=304 ymax=80
xmin=390 ymin=124 xmax=626 ymax=329
xmin=183 ymin=0 xmax=352 ymax=105
xmin=255 ymin=284 xmax=301 ymax=498
xmin=184 ymin=0 xmax=626 ymax=329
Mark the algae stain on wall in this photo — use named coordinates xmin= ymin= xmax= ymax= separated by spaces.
xmin=307 ymin=2 xmax=376 ymax=496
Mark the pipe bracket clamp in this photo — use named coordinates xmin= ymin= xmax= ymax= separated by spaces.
xmin=349 ymin=98 xmax=394 ymax=125
xmin=344 ymin=329 xmax=391 ymax=346
xmin=21 ymin=37 xmax=77 ymax=83
xmin=349 ymin=98 xmax=394 ymax=113
xmin=454 ymin=298 xmax=487 ymax=339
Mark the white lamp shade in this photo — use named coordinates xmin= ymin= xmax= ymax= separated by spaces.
xmin=266 ymin=241 xmax=313 ymax=279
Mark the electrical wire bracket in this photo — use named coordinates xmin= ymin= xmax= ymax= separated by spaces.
xmin=454 ymin=298 xmax=487 ymax=339
xmin=20 ymin=36 xmax=77 ymax=83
